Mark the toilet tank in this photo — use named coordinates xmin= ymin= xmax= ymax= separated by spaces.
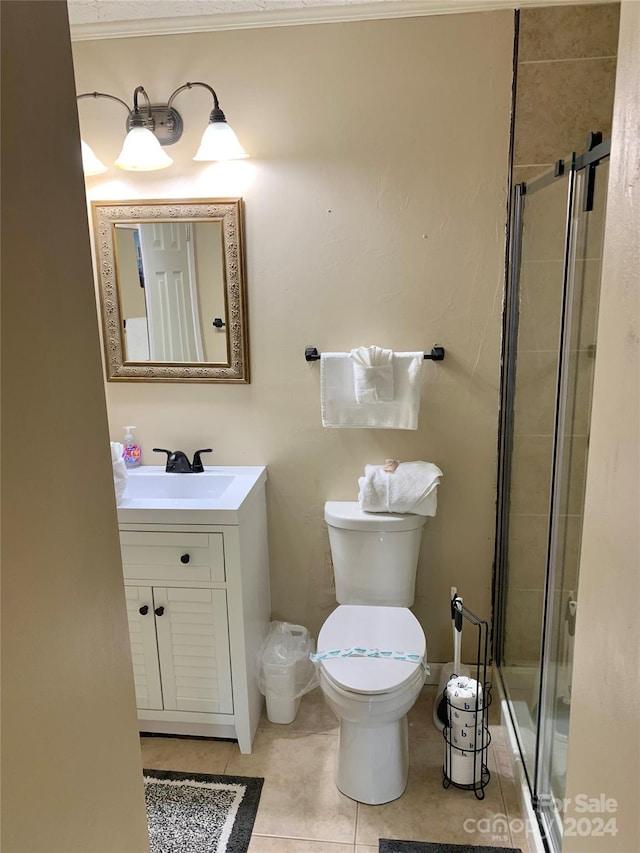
xmin=325 ymin=501 xmax=427 ymax=606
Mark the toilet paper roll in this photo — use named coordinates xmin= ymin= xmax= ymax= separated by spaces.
xmin=448 ymin=705 xmax=484 ymax=730
xmin=446 ymin=676 xmax=483 ymax=729
xmin=444 ymin=730 xmax=489 ymax=786
xmin=451 ymin=722 xmax=486 ymax=752
xmin=446 ymin=676 xmax=483 ymax=710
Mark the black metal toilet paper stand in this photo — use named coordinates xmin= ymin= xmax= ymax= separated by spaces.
xmin=442 ymin=599 xmax=492 ymax=800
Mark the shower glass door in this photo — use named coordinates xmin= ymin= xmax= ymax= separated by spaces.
xmin=498 ymin=166 xmax=575 ymax=787
xmin=496 ymin=139 xmax=610 ymax=853
xmin=536 ymin=160 xmax=609 ymax=849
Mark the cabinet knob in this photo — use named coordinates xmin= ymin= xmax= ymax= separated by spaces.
xmin=154 ymin=606 xmax=165 ymax=617
xmin=180 ymin=553 xmax=190 ymax=564
xmin=139 ymin=605 xmax=149 ymax=616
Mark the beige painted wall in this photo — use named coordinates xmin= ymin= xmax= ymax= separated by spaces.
xmin=564 ymin=1 xmax=640 ymax=848
xmin=0 ymin=2 xmax=150 ymax=851
xmin=73 ymin=12 xmax=514 ymax=661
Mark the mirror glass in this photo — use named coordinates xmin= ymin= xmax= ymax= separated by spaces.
xmin=92 ymin=199 xmax=249 ymax=382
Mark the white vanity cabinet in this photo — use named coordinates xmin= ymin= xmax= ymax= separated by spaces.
xmin=117 ymin=468 xmax=270 ymax=754
xmin=123 ymin=583 xmax=233 ymax=715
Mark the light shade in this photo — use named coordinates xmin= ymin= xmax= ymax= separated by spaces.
xmin=81 ymin=140 xmax=108 ymax=176
xmin=115 ymin=126 xmax=173 ymax=171
xmin=193 ymin=121 xmax=248 ymax=162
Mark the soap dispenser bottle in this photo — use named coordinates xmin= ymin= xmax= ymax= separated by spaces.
xmin=122 ymin=426 xmax=141 ymax=469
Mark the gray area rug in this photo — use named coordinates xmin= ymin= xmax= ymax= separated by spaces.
xmin=144 ymin=769 xmax=263 ymax=853
xmin=379 ymin=842 xmax=521 ymax=853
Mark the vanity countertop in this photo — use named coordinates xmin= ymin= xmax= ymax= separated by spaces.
xmin=117 ymin=465 xmax=267 ymax=525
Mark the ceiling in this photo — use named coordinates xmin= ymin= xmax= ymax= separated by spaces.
xmin=67 ymin=0 xmax=430 ymax=35
xmin=66 ymin=0 xmax=599 ymax=40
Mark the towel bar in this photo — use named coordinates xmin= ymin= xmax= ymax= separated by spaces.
xmin=304 ymin=346 xmax=445 ymax=362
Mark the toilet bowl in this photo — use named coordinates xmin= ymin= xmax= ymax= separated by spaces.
xmin=317 ymin=604 xmax=427 ymax=804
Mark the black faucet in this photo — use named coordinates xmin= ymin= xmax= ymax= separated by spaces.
xmin=153 ymin=448 xmax=213 ymax=473
xmin=192 ymin=449 xmax=213 ymax=473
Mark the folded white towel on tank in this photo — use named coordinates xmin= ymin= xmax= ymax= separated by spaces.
xmin=321 ymin=352 xmax=423 ymax=429
xmin=350 ymin=345 xmax=394 ymax=403
xmin=358 ymin=460 xmax=443 ymax=515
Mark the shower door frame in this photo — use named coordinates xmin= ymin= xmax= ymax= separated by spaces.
xmin=493 ymin=136 xmax=611 ymax=850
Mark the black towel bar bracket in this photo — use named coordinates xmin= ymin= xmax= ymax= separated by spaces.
xmin=304 ymin=345 xmax=445 ymax=362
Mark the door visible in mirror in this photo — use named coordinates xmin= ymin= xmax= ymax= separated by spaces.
xmin=115 ymin=221 xmax=228 ymax=364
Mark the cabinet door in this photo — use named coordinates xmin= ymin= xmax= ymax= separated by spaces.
xmin=153 ymin=587 xmax=233 ymax=715
xmin=124 ymin=586 xmax=163 ymax=710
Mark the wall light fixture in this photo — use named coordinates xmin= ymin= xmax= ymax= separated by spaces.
xmin=77 ymin=81 xmax=248 ymax=175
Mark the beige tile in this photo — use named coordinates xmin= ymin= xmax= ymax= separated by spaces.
xmin=572 ymin=259 xmax=603 ymax=347
xmin=139 ymin=717 xmax=531 ymax=852
xmin=259 ymin=687 xmax=339 ymax=736
xmin=514 ymin=58 xmax=617 ymax=165
xmin=506 ymin=514 xmax=548 ymax=592
xmin=139 ymin=735 xmax=234 ymax=775
xmin=518 ymin=171 xmax=572 ymax=261
xmin=518 ymin=3 xmax=620 ymax=62
xmin=512 ymin=349 xmax=560 ymax=437
xmin=554 ymin=514 xmax=581 ymax=593
xmin=557 ymin=434 xmax=589 ymax=516
xmin=225 ymin=729 xmax=357 ymax=844
xmin=355 ymin=740 xmax=513 ymax=848
xmin=248 ymin=838 xmax=354 ymax=852
xmin=502 ymin=589 xmax=544 ymax=665
xmin=513 ymin=164 xmax=553 ymax=184
xmin=509 ymin=436 xmax=553 ymax=515
xmin=562 ymin=347 xmax=597 ymax=438
xmin=517 ymin=260 xmax=564 ymax=351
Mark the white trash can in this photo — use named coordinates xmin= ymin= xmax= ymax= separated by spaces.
xmin=260 ymin=623 xmax=313 ymax=724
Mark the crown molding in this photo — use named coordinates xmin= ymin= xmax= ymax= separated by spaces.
xmin=69 ymin=0 xmax=608 ymax=42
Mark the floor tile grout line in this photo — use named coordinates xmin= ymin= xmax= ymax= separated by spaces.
xmin=519 ymin=55 xmax=617 ymax=66
xmin=491 ymin=758 xmax=518 ymax=849
xmin=249 ymin=831 xmax=356 ymax=846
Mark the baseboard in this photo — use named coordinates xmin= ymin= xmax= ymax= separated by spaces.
xmin=425 ymin=661 xmax=441 ymax=685
xmin=426 ymin=661 xmax=493 ymax=686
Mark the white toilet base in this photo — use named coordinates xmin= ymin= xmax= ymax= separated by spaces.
xmin=335 ymin=717 xmax=409 ymax=804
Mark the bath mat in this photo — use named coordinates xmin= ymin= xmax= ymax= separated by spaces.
xmin=379 ymin=842 xmax=521 ymax=853
xmin=144 ymin=769 xmax=263 ymax=853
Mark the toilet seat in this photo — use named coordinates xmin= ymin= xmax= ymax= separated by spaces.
xmin=317 ymin=605 xmax=426 ymax=695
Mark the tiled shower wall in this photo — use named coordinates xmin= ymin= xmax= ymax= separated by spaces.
xmin=513 ymin=3 xmax=620 ymax=182
xmin=505 ymin=3 xmax=619 ymax=664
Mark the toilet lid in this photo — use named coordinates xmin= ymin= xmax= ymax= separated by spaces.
xmin=317 ymin=605 xmax=426 ymax=694
xmin=325 ymin=501 xmax=427 ymax=532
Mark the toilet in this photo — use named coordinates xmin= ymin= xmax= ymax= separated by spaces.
xmin=317 ymin=501 xmax=428 ymax=805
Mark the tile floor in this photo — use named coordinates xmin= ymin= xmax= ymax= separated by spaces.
xmin=140 ymin=686 xmax=537 ymax=853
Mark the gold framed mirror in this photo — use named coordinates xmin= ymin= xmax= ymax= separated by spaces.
xmin=92 ymin=198 xmax=249 ymax=382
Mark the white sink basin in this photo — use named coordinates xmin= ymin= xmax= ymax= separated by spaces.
xmin=123 ymin=469 xmax=234 ymax=500
xmin=117 ymin=465 xmax=267 ymax=524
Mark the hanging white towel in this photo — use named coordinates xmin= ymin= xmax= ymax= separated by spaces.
xmin=350 ymin=346 xmax=394 ymax=403
xmin=321 ymin=352 xmax=424 ymax=429
xmin=358 ymin=461 xmax=443 ymax=515
xmin=110 ymin=441 xmax=128 ymax=503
